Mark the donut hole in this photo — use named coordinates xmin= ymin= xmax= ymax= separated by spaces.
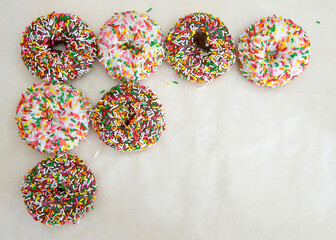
xmin=192 ymin=31 xmax=211 ymax=52
xmin=56 ymin=187 xmax=65 ymax=194
xmin=121 ymin=42 xmax=142 ymax=55
xmin=50 ymin=110 xmax=65 ymax=122
xmin=51 ymin=40 xmax=67 ymax=53
xmin=124 ymin=112 xmax=136 ymax=126
xmin=267 ymin=49 xmax=279 ymax=59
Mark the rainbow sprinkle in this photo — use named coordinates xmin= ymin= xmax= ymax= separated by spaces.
xmin=15 ymin=83 xmax=91 ymax=154
xmin=20 ymin=12 xmax=97 ymax=83
xmin=165 ymin=12 xmax=236 ymax=83
xmin=98 ymin=11 xmax=165 ymax=82
xmin=90 ymin=83 xmax=166 ymax=152
xmin=21 ymin=154 xmax=97 ymax=226
xmin=238 ymin=15 xmax=311 ymax=88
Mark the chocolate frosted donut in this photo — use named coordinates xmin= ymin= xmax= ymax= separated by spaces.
xmin=20 ymin=12 xmax=97 ymax=83
xmin=91 ymin=83 xmax=166 ymax=152
xmin=21 ymin=154 xmax=97 ymax=226
xmin=165 ymin=12 xmax=236 ymax=83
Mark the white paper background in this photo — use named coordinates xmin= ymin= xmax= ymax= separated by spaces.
xmin=1 ymin=0 xmax=335 ymax=239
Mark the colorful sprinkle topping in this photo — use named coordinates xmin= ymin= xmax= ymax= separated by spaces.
xmin=165 ymin=12 xmax=236 ymax=83
xmin=21 ymin=154 xmax=97 ymax=226
xmin=98 ymin=11 xmax=164 ymax=82
xmin=20 ymin=12 xmax=97 ymax=83
xmin=238 ymin=15 xmax=311 ymax=88
xmin=91 ymin=83 xmax=166 ymax=152
xmin=15 ymin=83 xmax=91 ymax=154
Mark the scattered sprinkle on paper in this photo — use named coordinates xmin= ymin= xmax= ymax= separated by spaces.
xmin=173 ymin=81 xmax=179 ymax=84
xmin=94 ymin=150 xmax=99 ymax=159
xmin=147 ymin=8 xmax=152 ymax=12
xmin=316 ymin=21 xmax=320 ymax=24
xmin=100 ymin=90 xmax=105 ymax=93
xmin=166 ymin=82 xmax=170 ymax=85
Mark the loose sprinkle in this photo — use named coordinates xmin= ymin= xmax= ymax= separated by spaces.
xmin=173 ymin=81 xmax=179 ymax=84
xmin=94 ymin=150 xmax=99 ymax=159
xmin=21 ymin=154 xmax=97 ymax=226
xmin=90 ymin=83 xmax=166 ymax=152
xmin=100 ymin=90 xmax=106 ymax=93
xmin=98 ymin=11 xmax=164 ymax=81
xmin=165 ymin=12 xmax=236 ymax=83
xmin=238 ymin=15 xmax=311 ymax=88
xmin=316 ymin=21 xmax=320 ymax=24
xmin=20 ymin=12 xmax=97 ymax=83
xmin=15 ymin=83 xmax=92 ymax=154
xmin=147 ymin=8 xmax=152 ymax=13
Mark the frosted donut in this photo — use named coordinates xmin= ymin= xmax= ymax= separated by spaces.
xmin=21 ymin=154 xmax=97 ymax=226
xmin=165 ymin=12 xmax=236 ymax=83
xmin=20 ymin=12 xmax=97 ymax=83
xmin=15 ymin=83 xmax=91 ymax=154
xmin=238 ymin=15 xmax=311 ymax=88
xmin=98 ymin=11 xmax=164 ymax=81
xmin=90 ymin=83 xmax=166 ymax=152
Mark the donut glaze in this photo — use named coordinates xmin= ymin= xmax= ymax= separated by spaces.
xmin=15 ymin=83 xmax=91 ymax=154
xmin=238 ymin=15 xmax=311 ymax=88
xmin=20 ymin=12 xmax=97 ymax=83
xmin=91 ymin=83 xmax=166 ymax=152
xmin=165 ymin=12 xmax=236 ymax=83
xmin=21 ymin=154 xmax=97 ymax=226
xmin=98 ymin=11 xmax=164 ymax=81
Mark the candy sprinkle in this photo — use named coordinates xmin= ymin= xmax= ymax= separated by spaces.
xmin=147 ymin=8 xmax=152 ymax=13
xmin=21 ymin=153 xmax=98 ymax=226
xmin=316 ymin=21 xmax=320 ymax=24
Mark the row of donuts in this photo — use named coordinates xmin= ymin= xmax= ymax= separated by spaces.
xmin=16 ymin=82 xmax=165 ymax=154
xmin=21 ymin=11 xmax=311 ymax=88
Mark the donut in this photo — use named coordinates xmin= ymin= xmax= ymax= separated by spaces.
xmin=165 ymin=12 xmax=236 ymax=83
xmin=21 ymin=154 xmax=97 ymax=226
xmin=237 ymin=15 xmax=311 ymax=88
xmin=91 ymin=83 xmax=166 ymax=152
xmin=98 ymin=11 xmax=164 ymax=81
xmin=15 ymin=83 xmax=91 ymax=154
xmin=20 ymin=12 xmax=97 ymax=83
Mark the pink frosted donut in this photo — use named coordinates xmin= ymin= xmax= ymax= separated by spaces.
xmin=98 ymin=11 xmax=164 ymax=81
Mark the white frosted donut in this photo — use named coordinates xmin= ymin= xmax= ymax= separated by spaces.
xmin=98 ymin=11 xmax=164 ymax=81
xmin=15 ymin=83 xmax=91 ymax=153
xmin=238 ymin=15 xmax=311 ymax=88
